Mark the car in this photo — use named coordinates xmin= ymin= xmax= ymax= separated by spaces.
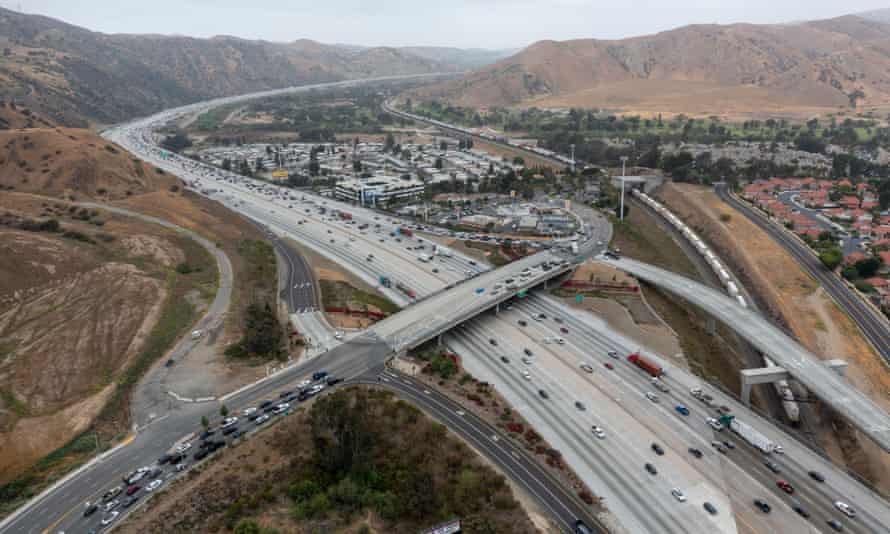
xmin=604 ymin=362 xmax=614 ymax=370
xmin=579 ymin=363 xmax=594 ymax=373
xmin=297 ymin=379 xmax=311 ymax=389
xmin=149 ymin=468 xmax=162 ymax=479
xmin=497 ymin=355 xmax=509 ymax=364
xmin=792 ymin=501 xmax=810 ymax=518
xmin=489 ymin=338 xmax=498 ymax=346
xmin=555 ymin=338 xmax=565 ymax=345
xmin=711 ymin=441 xmax=727 ymax=454
xmin=199 ymin=429 xmax=215 ymax=440
xmin=706 ymin=418 xmax=723 ymax=431
xmin=675 ymin=405 xmax=690 ymax=416
xmin=591 ymin=426 xmax=606 ymax=439
xmin=776 ymin=480 xmax=794 ymax=494
xmin=607 ymin=350 xmax=619 ymax=359
xmin=101 ymin=511 xmax=120 ymax=526
xmin=574 ymin=519 xmax=593 ymax=534
xmin=175 ymin=462 xmax=188 ymax=472
xmin=560 ymin=327 xmax=569 ymax=334
xmin=834 ymin=501 xmax=856 ymax=518
xmin=521 ymin=370 xmax=531 ymax=380
xmin=242 ymin=407 xmax=257 ymax=417
xmin=524 ymin=348 xmax=533 ymax=357
xmin=671 ymin=488 xmax=687 ymax=502
xmin=326 ymin=376 xmax=343 ymax=386
xmin=651 ymin=443 xmax=665 ymax=455
xmin=146 ymin=479 xmax=162 ymax=492
xmin=827 ymin=519 xmax=844 ymax=532
xmin=122 ymin=495 xmax=139 ymax=508
xmin=645 ymin=463 xmax=658 ymax=475
xmin=312 ymin=371 xmax=328 ymax=381
xmin=193 ymin=448 xmax=209 ymax=461
xmin=722 ymin=441 xmax=735 ymax=450
xmin=521 ymin=356 xmax=532 ymax=365
xmin=222 ymin=425 xmax=239 ymax=435
xmin=125 ymin=485 xmax=140 ymax=496
xmin=255 ymin=414 xmax=270 ymax=425
xmin=688 ymin=447 xmax=703 ymax=458
xmin=259 ymin=400 xmax=273 ymax=409
xmin=651 ymin=378 xmax=669 ymax=393
xmin=764 ymin=461 xmax=781 ymax=474
xmin=538 ymin=390 xmax=549 ymax=399
xmin=101 ymin=486 xmax=122 ymax=502
xmin=167 ymin=453 xmax=183 ymax=465
xmin=754 ymin=499 xmax=771 ymax=513
xmin=809 ymin=470 xmax=825 ymax=483
xmin=575 ymin=401 xmax=586 ymax=411
xmin=518 ymin=320 xmax=527 ymax=327
xmin=703 ymin=502 xmax=717 ymax=515
xmin=273 ymin=403 xmax=290 ymax=415
xmin=105 ymin=499 xmax=120 ymax=511
xmin=645 ymin=392 xmax=659 ymax=403
xmin=83 ymin=503 xmax=99 ymax=517
xmin=157 ymin=453 xmax=172 ymax=465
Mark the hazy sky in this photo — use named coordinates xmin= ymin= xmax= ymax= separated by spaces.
xmin=8 ymin=0 xmax=890 ymax=49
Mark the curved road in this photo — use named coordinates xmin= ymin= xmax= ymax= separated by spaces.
xmin=604 ymin=255 xmax=890 ymax=454
xmin=716 ymin=184 xmax=890 ymax=362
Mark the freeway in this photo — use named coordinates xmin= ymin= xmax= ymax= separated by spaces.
xmin=604 ymin=255 xmax=890 ymax=455
xmin=717 ymin=184 xmax=890 ymax=365
xmin=270 ymin=230 xmax=319 ymax=313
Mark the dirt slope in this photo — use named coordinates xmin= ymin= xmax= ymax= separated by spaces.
xmin=414 ymin=15 xmax=890 ymax=117
xmin=0 ymin=127 xmax=174 ymax=200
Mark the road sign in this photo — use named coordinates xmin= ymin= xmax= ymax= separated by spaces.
xmin=271 ymin=170 xmax=289 ymax=178
xmin=576 ymin=294 xmax=584 ymax=303
xmin=517 ymin=289 xmax=528 ymax=298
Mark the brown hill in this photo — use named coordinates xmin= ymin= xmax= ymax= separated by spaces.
xmin=413 ymin=15 xmax=890 ymax=117
xmin=0 ymin=101 xmax=54 ymax=130
xmin=0 ymin=8 xmax=448 ymax=126
xmin=0 ymin=128 xmax=175 ymax=200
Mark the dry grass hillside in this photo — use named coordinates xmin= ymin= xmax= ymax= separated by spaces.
xmin=0 ymin=101 xmax=53 ymax=130
xmin=0 ymin=7 xmax=449 ymax=126
xmin=0 ymin=128 xmax=175 ymax=200
xmin=415 ymin=14 xmax=890 ymax=118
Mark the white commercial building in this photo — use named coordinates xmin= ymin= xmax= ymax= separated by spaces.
xmin=334 ymin=174 xmax=425 ymax=205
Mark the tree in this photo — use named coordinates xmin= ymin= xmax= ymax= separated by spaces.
xmin=220 ymin=404 xmax=229 ymax=418
xmin=854 ymin=257 xmax=883 ymax=278
xmin=819 ymin=247 xmax=843 ymax=270
xmin=201 ymin=415 xmax=209 ymax=430
xmin=795 ymin=134 xmax=826 ymax=154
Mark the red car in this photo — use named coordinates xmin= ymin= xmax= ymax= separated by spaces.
xmin=126 ymin=484 xmax=141 ymax=496
xmin=604 ymin=362 xmax=614 ymax=370
xmin=560 ymin=327 xmax=569 ymax=334
xmin=776 ymin=480 xmax=794 ymax=494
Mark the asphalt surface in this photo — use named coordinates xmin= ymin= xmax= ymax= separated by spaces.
xmin=606 ymin=255 xmax=890 ymax=455
xmin=270 ymin=232 xmax=319 ymax=313
xmin=717 ymin=184 xmax=890 ymax=364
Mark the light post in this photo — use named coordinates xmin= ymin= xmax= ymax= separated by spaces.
xmin=619 ymin=156 xmax=629 ymax=221
xmin=570 ymin=144 xmax=576 ymax=174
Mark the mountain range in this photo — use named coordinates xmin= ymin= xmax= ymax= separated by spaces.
xmin=0 ymin=8 xmax=498 ymax=126
xmin=411 ymin=12 xmax=890 ymax=118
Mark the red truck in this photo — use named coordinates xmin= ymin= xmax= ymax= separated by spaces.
xmin=396 ymin=282 xmax=417 ymax=299
xmin=398 ymin=226 xmax=413 ymax=237
xmin=627 ymin=353 xmax=663 ymax=377
xmin=338 ymin=211 xmax=353 ymax=220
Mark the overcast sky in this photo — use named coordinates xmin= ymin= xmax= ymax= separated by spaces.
xmin=8 ymin=1 xmax=890 ymax=49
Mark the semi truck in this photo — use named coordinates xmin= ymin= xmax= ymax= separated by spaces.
xmin=627 ymin=352 xmax=664 ymax=377
xmin=338 ymin=211 xmax=352 ymax=220
xmin=720 ymin=415 xmax=779 ymax=454
xmin=397 ymin=226 xmax=413 ymax=237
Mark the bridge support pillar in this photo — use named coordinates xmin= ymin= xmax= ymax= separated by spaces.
xmin=495 ymin=303 xmax=500 ymax=314
xmin=706 ymin=317 xmax=716 ymax=336
xmin=739 ymin=359 xmax=848 ymax=406
xmin=436 ymin=334 xmax=443 ymax=348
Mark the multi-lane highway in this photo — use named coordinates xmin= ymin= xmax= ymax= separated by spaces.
xmin=717 ymin=184 xmax=890 ymax=364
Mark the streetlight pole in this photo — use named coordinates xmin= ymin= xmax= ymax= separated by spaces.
xmin=570 ymin=144 xmax=575 ymax=174
xmin=619 ymin=156 xmax=629 ymax=221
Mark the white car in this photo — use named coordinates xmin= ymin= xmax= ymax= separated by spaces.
xmin=175 ymin=442 xmax=192 ymax=454
xmin=220 ymin=416 xmax=238 ymax=429
xmin=671 ymin=488 xmax=687 ymax=502
xmin=104 ymin=499 xmax=120 ymax=512
xmin=334 ymin=331 xmax=344 ymax=340
xmin=834 ymin=501 xmax=856 ymax=518
xmin=255 ymin=414 xmax=270 ymax=425
xmin=521 ymin=357 xmax=532 ymax=365
xmin=521 ymin=370 xmax=531 ymax=380
xmin=298 ymin=379 xmax=311 ymax=388
xmin=645 ymin=392 xmax=660 ymax=403
xmin=555 ymin=338 xmax=566 ymax=345
xmin=146 ymin=479 xmax=162 ymax=492
xmin=101 ymin=511 xmax=120 ymax=526
xmin=579 ymin=362 xmax=594 ymax=374
xmin=273 ymin=403 xmax=290 ymax=414
xmin=242 ymin=407 xmax=257 ymax=417
xmin=591 ymin=426 xmax=606 ymax=439
xmin=706 ymin=418 xmax=724 ymax=431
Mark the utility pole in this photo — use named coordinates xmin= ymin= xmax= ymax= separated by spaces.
xmin=619 ymin=156 xmax=629 ymax=221
xmin=570 ymin=144 xmax=576 ymax=174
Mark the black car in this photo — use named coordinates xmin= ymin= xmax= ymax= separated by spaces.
xmin=222 ymin=425 xmax=239 ymax=436
xmin=827 ymin=519 xmax=844 ymax=532
xmin=651 ymin=443 xmax=665 ymax=456
xmin=524 ymin=348 xmax=533 ymax=356
xmin=792 ymin=502 xmax=810 ymax=518
xmin=500 ymin=356 xmax=510 ymax=364
xmin=312 ymin=371 xmax=329 ymax=381
xmin=688 ymin=448 xmax=703 ymax=459
xmin=199 ymin=429 xmax=215 ymax=440
xmin=703 ymin=502 xmax=717 ymax=515
xmin=489 ymin=338 xmax=498 ymax=346
xmin=157 ymin=453 xmax=172 ymax=465
xmin=246 ymin=411 xmax=261 ymax=421
xmin=518 ymin=320 xmax=527 ymax=327
xmin=258 ymin=400 xmax=273 ymax=410
xmin=83 ymin=503 xmax=99 ymax=517
xmin=538 ymin=389 xmax=549 ymax=399
xmin=645 ymin=463 xmax=658 ymax=475
xmin=297 ymin=391 xmax=309 ymax=402
xmin=754 ymin=499 xmax=771 ymax=513
xmin=231 ymin=428 xmax=247 ymax=439
xmin=168 ymin=453 xmax=183 ymax=465
xmin=326 ymin=376 xmax=342 ymax=386
xmin=209 ymin=440 xmax=226 ymax=451
xmin=263 ymin=403 xmax=278 ymax=413
xmin=809 ymin=470 xmax=825 ymax=483
xmin=193 ymin=449 xmax=208 ymax=461
xmin=279 ymin=390 xmax=292 ymax=399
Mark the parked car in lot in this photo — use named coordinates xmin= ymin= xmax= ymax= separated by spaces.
xmin=489 ymin=338 xmax=498 ymax=346
xmin=500 ymin=356 xmax=510 ymax=364
xmin=706 ymin=417 xmax=724 ymax=431
xmin=222 ymin=425 xmax=239 ymax=436
xmin=518 ymin=320 xmax=527 ymax=327
xmin=604 ymin=362 xmax=614 ymax=370
xmin=607 ymin=350 xmax=619 ymax=359
xmin=521 ymin=370 xmax=531 ymax=380
xmin=312 ymin=371 xmax=328 ymax=381
xmin=105 ymin=498 xmax=120 ymax=511
xmin=575 ymin=401 xmax=586 ymax=411
xmin=273 ymin=403 xmax=290 ymax=415
xmin=122 ymin=495 xmax=139 ymax=508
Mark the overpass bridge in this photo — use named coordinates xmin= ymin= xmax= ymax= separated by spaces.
xmin=603 ymin=255 xmax=890 ymax=453
xmin=371 ymin=251 xmax=573 ymax=351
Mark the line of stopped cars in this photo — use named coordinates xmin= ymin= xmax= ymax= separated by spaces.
xmin=77 ymin=371 xmax=341 ymax=532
